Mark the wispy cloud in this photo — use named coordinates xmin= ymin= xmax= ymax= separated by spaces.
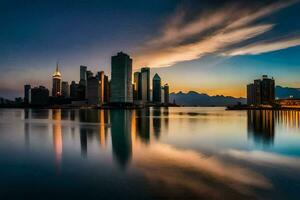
xmin=134 ymin=0 xmax=298 ymax=68
xmin=224 ymin=36 xmax=300 ymax=56
xmin=136 ymin=24 xmax=273 ymax=68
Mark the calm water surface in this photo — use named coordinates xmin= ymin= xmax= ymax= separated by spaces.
xmin=0 ymin=107 xmax=300 ymax=199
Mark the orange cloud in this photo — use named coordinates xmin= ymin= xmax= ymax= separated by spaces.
xmin=134 ymin=1 xmax=298 ymax=69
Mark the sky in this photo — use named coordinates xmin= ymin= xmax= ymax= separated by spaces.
xmin=1 ymin=0 xmax=300 ymax=99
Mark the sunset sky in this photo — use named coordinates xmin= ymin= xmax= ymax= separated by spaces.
xmin=1 ymin=0 xmax=300 ymax=98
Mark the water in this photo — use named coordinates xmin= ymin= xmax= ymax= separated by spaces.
xmin=0 ymin=107 xmax=300 ymax=199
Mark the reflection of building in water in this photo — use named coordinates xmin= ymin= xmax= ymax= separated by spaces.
xmin=52 ymin=109 xmax=63 ymax=169
xmin=79 ymin=109 xmax=109 ymax=156
xmin=28 ymin=110 xmax=50 ymax=143
xmin=131 ymin=110 xmax=137 ymax=151
xmin=99 ymin=110 xmax=109 ymax=149
xmin=61 ymin=109 xmax=71 ymax=120
xmin=70 ymin=110 xmax=76 ymax=121
xmin=248 ymin=110 xmax=300 ymax=146
xmin=24 ymin=109 xmax=31 ymax=148
xmin=276 ymin=110 xmax=300 ymax=129
xmin=79 ymin=109 xmax=101 ymax=123
xmin=136 ymin=108 xmax=150 ymax=144
xmin=31 ymin=109 xmax=50 ymax=119
xmin=152 ymin=108 xmax=162 ymax=139
xmin=110 ymin=110 xmax=132 ymax=168
xmin=80 ymin=128 xmax=88 ymax=157
xmin=162 ymin=107 xmax=169 ymax=132
xmin=247 ymin=110 xmax=274 ymax=145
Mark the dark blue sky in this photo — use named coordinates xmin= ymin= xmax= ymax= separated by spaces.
xmin=1 ymin=0 xmax=300 ymax=98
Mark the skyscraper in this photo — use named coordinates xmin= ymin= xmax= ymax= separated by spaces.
xmin=254 ymin=79 xmax=262 ymax=105
xmin=31 ymin=86 xmax=49 ymax=105
xmin=61 ymin=81 xmax=69 ymax=97
xmin=96 ymin=71 xmax=105 ymax=105
xmin=52 ymin=63 xmax=62 ymax=97
xmin=164 ymin=83 xmax=169 ymax=104
xmin=104 ymin=75 xmax=110 ymax=103
xmin=110 ymin=52 xmax=133 ymax=103
xmin=24 ymin=84 xmax=31 ymax=104
xmin=141 ymin=67 xmax=150 ymax=102
xmin=86 ymin=70 xmax=93 ymax=79
xmin=70 ymin=81 xmax=78 ymax=98
xmin=161 ymin=86 xmax=165 ymax=103
xmin=247 ymin=83 xmax=255 ymax=105
xmin=80 ymin=66 xmax=87 ymax=99
xmin=133 ymin=72 xmax=141 ymax=101
xmin=261 ymin=75 xmax=275 ymax=104
xmin=80 ymin=65 xmax=87 ymax=83
xmin=152 ymin=73 xmax=161 ymax=103
xmin=87 ymin=76 xmax=101 ymax=105
xmin=247 ymin=75 xmax=275 ymax=105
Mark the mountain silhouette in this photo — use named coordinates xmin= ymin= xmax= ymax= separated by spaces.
xmin=170 ymin=91 xmax=246 ymax=106
xmin=275 ymin=86 xmax=300 ymax=99
xmin=170 ymin=86 xmax=300 ymax=106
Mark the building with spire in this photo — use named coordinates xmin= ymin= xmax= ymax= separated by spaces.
xmin=52 ymin=62 xmax=62 ymax=97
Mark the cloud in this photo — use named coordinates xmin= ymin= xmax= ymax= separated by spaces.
xmin=136 ymin=24 xmax=273 ymax=68
xmin=224 ymin=37 xmax=300 ymax=56
xmin=134 ymin=0 xmax=298 ymax=68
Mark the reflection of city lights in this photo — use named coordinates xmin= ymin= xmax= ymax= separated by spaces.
xmin=99 ymin=110 xmax=106 ymax=149
xmin=131 ymin=110 xmax=137 ymax=151
xmin=52 ymin=109 xmax=62 ymax=170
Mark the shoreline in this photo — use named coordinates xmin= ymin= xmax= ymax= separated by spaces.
xmin=226 ymin=105 xmax=300 ymax=111
xmin=0 ymin=104 xmax=179 ymax=110
xmin=2 ymin=104 xmax=300 ymax=111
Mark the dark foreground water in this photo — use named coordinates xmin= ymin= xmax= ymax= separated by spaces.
xmin=0 ymin=107 xmax=300 ymax=199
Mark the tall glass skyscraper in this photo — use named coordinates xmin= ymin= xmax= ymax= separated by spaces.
xmin=152 ymin=73 xmax=161 ymax=103
xmin=134 ymin=72 xmax=142 ymax=100
xmin=141 ymin=67 xmax=150 ymax=103
xmin=80 ymin=65 xmax=87 ymax=83
xmin=111 ymin=52 xmax=133 ymax=103
xmin=80 ymin=65 xmax=87 ymax=98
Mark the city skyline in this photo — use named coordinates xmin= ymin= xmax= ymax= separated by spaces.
xmin=16 ymin=51 xmax=170 ymax=107
xmin=1 ymin=0 xmax=300 ymax=99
